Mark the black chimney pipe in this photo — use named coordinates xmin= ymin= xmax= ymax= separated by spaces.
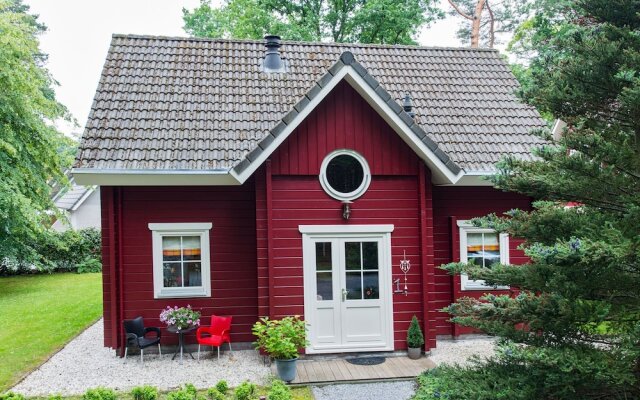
xmin=403 ymin=94 xmax=416 ymax=119
xmin=263 ymin=35 xmax=285 ymax=72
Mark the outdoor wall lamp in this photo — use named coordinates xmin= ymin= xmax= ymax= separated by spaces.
xmin=342 ymin=200 xmax=352 ymax=220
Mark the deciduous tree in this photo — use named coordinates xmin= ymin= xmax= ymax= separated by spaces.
xmin=183 ymin=0 xmax=443 ymax=44
xmin=0 ymin=0 xmax=70 ymax=265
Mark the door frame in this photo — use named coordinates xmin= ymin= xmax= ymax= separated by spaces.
xmin=299 ymin=224 xmax=395 ymax=354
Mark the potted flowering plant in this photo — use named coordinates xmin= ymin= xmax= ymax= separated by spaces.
xmin=252 ymin=316 xmax=308 ymax=382
xmin=159 ymin=305 xmax=201 ymax=330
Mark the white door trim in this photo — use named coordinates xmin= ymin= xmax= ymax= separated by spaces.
xmin=300 ymin=225 xmax=395 ymax=354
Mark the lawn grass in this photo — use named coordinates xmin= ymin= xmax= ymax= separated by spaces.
xmin=0 ymin=273 xmax=102 ymax=392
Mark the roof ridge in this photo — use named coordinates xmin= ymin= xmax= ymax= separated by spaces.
xmin=111 ymin=33 xmax=500 ymax=52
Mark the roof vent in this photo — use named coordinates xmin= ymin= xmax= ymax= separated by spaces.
xmin=262 ymin=35 xmax=286 ymax=73
xmin=403 ymin=94 xmax=416 ymax=119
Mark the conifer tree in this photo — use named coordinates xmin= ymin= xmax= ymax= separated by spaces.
xmin=417 ymin=0 xmax=640 ymax=398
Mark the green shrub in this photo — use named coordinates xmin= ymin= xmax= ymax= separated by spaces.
xmin=206 ymin=388 xmax=224 ymax=400
xmin=82 ymin=387 xmax=117 ymax=400
xmin=131 ymin=385 xmax=158 ymax=400
xmin=0 ymin=227 xmax=102 ymax=275
xmin=252 ymin=316 xmax=308 ymax=360
xmin=167 ymin=389 xmax=194 ymax=400
xmin=267 ymin=380 xmax=291 ymax=400
xmin=48 ymin=395 xmax=63 ymax=400
xmin=413 ymin=342 xmax=639 ymax=400
xmin=406 ymin=315 xmax=424 ymax=348
xmin=234 ymin=381 xmax=257 ymax=400
xmin=0 ymin=392 xmax=25 ymax=400
xmin=215 ymin=380 xmax=229 ymax=395
xmin=76 ymin=257 xmax=102 ymax=273
xmin=167 ymin=384 xmax=200 ymax=400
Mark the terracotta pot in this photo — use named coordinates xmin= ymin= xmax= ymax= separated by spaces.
xmin=407 ymin=347 xmax=422 ymax=359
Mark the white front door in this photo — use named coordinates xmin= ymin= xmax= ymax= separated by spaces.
xmin=300 ymin=225 xmax=394 ymax=353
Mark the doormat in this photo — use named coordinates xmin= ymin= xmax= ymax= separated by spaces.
xmin=346 ymin=356 xmax=385 ymax=366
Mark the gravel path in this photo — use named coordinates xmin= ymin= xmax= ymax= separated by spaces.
xmin=312 ymin=381 xmax=416 ymax=400
xmin=11 ymin=318 xmax=496 ymax=397
xmin=429 ymin=336 xmax=497 ymax=366
xmin=11 ymin=319 xmax=270 ymax=397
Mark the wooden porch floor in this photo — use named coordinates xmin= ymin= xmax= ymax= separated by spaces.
xmin=272 ymin=356 xmax=436 ymax=384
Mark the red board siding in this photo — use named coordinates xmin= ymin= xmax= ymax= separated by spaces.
xmin=265 ymin=80 xmax=431 ymax=350
xmin=432 ymin=186 xmax=531 ymax=336
xmin=102 ymin=184 xmax=259 ymax=348
xmin=270 ymin=176 xmax=425 ymax=350
xmin=270 ymin=81 xmax=418 ymax=176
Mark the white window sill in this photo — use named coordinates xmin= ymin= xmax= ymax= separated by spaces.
xmin=155 ymin=289 xmax=210 ymax=299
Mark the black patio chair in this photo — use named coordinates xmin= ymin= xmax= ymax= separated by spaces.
xmin=123 ymin=316 xmax=162 ymax=364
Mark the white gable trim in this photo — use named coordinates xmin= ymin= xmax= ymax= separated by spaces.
xmin=230 ymin=66 xmax=350 ymax=183
xmin=70 ymin=187 xmax=96 ymax=211
xmin=230 ymin=66 xmax=464 ymax=185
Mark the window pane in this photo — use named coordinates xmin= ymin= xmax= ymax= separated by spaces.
xmin=182 ymin=236 xmax=202 ymax=261
xmin=315 ymin=242 xmax=332 ymax=271
xmin=184 ymin=262 xmax=202 ymax=287
xmin=466 ymin=233 xmax=484 ymax=260
xmin=163 ymin=262 xmax=181 ymax=287
xmin=326 ymin=155 xmax=364 ymax=194
xmin=362 ymin=242 xmax=378 ymax=270
xmin=345 ymin=242 xmax=361 ymax=270
xmin=346 ymin=272 xmax=362 ymax=299
xmin=363 ymin=271 xmax=379 ymax=299
xmin=316 ymin=272 xmax=333 ymax=300
xmin=483 ymin=233 xmax=500 ymax=268
xmin=162 ymin=236 xmax=182 ymax=261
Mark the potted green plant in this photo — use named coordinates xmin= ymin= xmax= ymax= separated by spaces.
xmin=407 ymin=315 xmax=424 ymax=359
xmin=252 ymin=316 xmax=308 ymax=382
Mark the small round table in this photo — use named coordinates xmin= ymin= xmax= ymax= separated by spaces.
xmin=167 ymin=325 xmax=196 ymax=363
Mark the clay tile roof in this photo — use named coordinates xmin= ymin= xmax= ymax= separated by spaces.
xmin=75 ymin=34 xmax=547 ymax=174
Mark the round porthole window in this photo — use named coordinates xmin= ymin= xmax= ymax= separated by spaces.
xmin=319 ymin=150 xmax=371 ymax=201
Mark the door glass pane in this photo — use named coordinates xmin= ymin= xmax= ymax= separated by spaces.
xmin=182 ymin=236 xmax=202 ymax=261
xmin=184 ymin=262 xmax=202 ymax=286
xmin=162 ymin=236 xmax=182 ymax=261
xmin=363 ymin=271 xmax=379 ymax=299
xmin=315 ymin=242 xmax=332 ymax=271
xmin=346 ymin=272 xmax=362 ymax=299
xmin=362 ymin=242 xmax=378 ymax=270
xmin=163 ymin=263 xmax=181 ymax=287
xmin=316 ymin=272 xmax=333 ymax=300
xmin=345 ymin=242 xmax=361 ymax=270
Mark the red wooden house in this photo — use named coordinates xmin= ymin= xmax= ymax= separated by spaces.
xmin=73 ymin=35 xmax=545 ymax=354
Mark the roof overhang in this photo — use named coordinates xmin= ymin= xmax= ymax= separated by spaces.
xmin=73 ymin=168 xmax=240 ymax=186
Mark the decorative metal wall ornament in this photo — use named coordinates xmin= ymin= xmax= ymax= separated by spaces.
xmin=399 ymin=250 xmax=411 ymax=296
xmin=393 ymin=250 xmax=411 ymax=296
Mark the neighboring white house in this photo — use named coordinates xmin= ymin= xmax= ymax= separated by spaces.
xmin=51 ymin=177 xmax=101 ymax=232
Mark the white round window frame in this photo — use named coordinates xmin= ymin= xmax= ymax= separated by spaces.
xmin=319 ymin=149 xmax=372 ymax=201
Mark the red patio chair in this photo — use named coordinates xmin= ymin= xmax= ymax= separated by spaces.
xmin=196 ymin=315 xmax=232 ymax=360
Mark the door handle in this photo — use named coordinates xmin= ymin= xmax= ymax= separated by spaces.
xmin=342 ymin=288 xmax=349 ymax=302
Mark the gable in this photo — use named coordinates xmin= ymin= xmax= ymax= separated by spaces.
xmin=270 ymin=81 xmax=420 ymax=176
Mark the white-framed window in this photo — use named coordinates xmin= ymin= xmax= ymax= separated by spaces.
xmin=457 ymin=220 xmax=509 ymax=291
xmin=319 ymin=149 xmax=371 ymax=201
xmin=148 ymin=223 xmax=212 ymax=298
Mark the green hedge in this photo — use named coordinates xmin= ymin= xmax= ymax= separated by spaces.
xmin=0 ymin=228 xmax=101 ymax=275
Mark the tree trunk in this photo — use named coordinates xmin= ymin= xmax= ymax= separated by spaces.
xmin=471 ymin=0 xmax=487 ymax=48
